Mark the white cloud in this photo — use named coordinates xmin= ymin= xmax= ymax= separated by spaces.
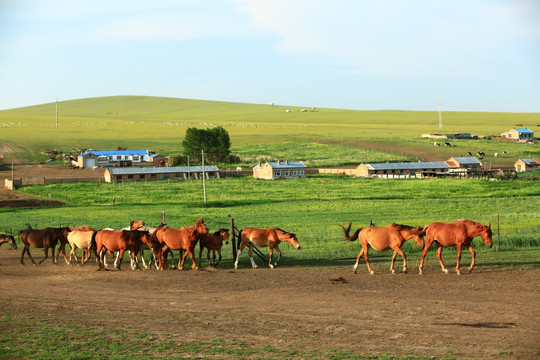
xmin=234 ymin=0 xmax=540 ymax=78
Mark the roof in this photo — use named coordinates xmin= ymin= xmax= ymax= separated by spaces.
xmin=79 ymin=150 xmax=149 ymax=157
xmin=520 ymin=159 xmax=540 ymax=165
xmin=514 ymin=128 xmax=533 ymax=133
xmin=106 ymin=166 xmax=219 ymax=175
xmin=449 ymin=157 xmax=482 ymax=165
xmin=363 ymin=161 xmax=450 ymax=171
xmin=253 ymin=161 xmax=306 ymax=169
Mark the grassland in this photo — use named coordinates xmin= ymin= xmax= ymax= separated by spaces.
xmin=0 ymin=96 xmax=539 ymax=165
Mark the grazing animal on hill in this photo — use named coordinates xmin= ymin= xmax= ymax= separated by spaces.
xmin=444 ymin=142 xmax=451 ymax=147
xmin=341 ymin=223 xmax=425 ymax=275
xmin=234 ymin=227 xmax=301 ymax=269
xmin=477 ymin=151 xmax=485 ymax=157
xmin=419 ymin=219 xmax=492 ymax=275
xmin=199 ymin=229 xmax=230 ymax=267
xmin=434 ymin=142 xmax=440 ymax=147
xmin=467 ymin=152 xmax=473 ymax=156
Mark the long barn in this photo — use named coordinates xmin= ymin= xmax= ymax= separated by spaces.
xmin=104 ymin=166 xmax=220 ymax=183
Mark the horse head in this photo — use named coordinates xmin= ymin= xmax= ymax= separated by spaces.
xmin=481 ymin=223 xmax=493 ymax=248
xmin=285 ymin=232 xmax=301 ymax=250
xmin=218 ymin=229 xmax=230 ymax=245
xmin=195 ymin=217 xmax=208 ymax=235
xmin=130 ymin=220 xmax=145 ymax=231
xmin=410 ymin=226 xmax=425 ymax=250
xmin=4 ymin=235 xmax=17 ymax=249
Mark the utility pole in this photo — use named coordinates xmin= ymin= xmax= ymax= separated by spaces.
xmin=438 ymin=99 xmax=442 ymax=129
xmin=201 ymin=150 xmax=207 ymax=204
xmin=56 ymin=98 xmax=59 ymax=129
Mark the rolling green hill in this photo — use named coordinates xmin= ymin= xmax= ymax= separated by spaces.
xmin=0 ymin=95 xmax=539 ymax=165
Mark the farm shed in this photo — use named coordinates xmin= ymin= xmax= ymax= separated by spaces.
xmin=446 ymin=157 xmax=482 ymax=170
xmin=253 ymin=160 xmax=306 ymax=180
xmin=356 ymin=161 xmax=450 ymax=178
xmin=514 ymin=158 xmax=540 ymax=172
xmin=501 ymin=128 xmax=534 ymax=142
xmin=75 ymin=150 xmax=151 ymax=168
xmin=104 ymin=166 xmax=220 ymax=183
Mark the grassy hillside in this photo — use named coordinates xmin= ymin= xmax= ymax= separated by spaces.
xmin=0 ymin=95 xmax=539 ymax=164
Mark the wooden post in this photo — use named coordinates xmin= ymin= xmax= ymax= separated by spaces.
xmin=497 ymin=214 xmax=500 ymax=252
xmin=112 ymin=195 xmax=116 ymax=205
xmin=231 ymin=218 xmax=237 ymax=262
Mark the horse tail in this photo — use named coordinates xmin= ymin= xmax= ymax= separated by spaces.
xmin=236 ymin=229 xmax=243 ymax=249
xmin=340 ymin=222 xmax=362 ymax=242
xmin=91 ymin=231 xmax=99 ymax=258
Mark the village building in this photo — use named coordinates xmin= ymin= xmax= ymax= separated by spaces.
xmin=355 ymin=161 xmax=450 ymax=178
xmin=514 ymin=158 xmax=540 ymax=172
xmin=253 ymin=160 xmax=307 ymax=180
xmin=104 ymin=165 xmax=220 ymax=183
xmin=75 ymin=150 xmax=156 ymax=168
xmin=501 ymin=128 xmax=534 ymax=142
xmin=446 ymin=156 xmax=482 ymax=170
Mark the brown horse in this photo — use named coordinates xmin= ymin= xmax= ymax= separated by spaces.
xmin=19 ymin=227 xmax=71 ymax=266
xmin=419 ymin=219 xmax=492 ymax=275
xmin=0 ymin=234 xmax=17 ymax=264
xmin=152 ymin=217 xmax=208 ymax=270
xmin=234 ymin=227 xmax=301 ymax=269
xmin=341 ymin=222 xmax=425 ymax=274
xmin=198 ymin=229 xmax=229 ymax=267
xmin=93 ymin=229 xmax=152 ymax=270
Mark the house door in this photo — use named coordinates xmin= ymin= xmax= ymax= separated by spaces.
xmin=85 ymin=158 xmax=96 ymax=168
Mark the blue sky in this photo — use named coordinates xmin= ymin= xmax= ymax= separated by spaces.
xmin=1 ymin=0 xmax=539 ymax=112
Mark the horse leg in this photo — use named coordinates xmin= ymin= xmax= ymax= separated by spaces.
xmin=394 ymin=247 xmax=407 ymax=273
xmin=211 ymin=249 xmax=216 ymax=267
xmin=268 ymin=247 xmax=274 ymax=269
xmin=363 ymin=247 xmax=374 ymax=275
xmin=467 ymin=245 xmax=476 ymax=273
xmin=115 ymin=250 xmax=125 ymax=270
xmin=216 ymin=248 xmax=222 ymax=266
xmin=198 ymin=246 xmax=204 ymax=267
xmin=248 ymin=244 xmax=257 ymax=268
xmin=352 ymin=248 xmax=365 ymax=274
xmin=419 ymin=239 xmax=434 ymax=275
xmin=21 ymin=246 xmax=34 ymax=266
xmin=455 ymin=243 xmax=463 ymax=275
xmin=274 ymin=245 xmax=282 ymax=266
xmin=390 ymin=250 xmax=398 ymax=274
xmin=435 ymin=243 xmax=448 ymax=273
xmin=38 ymin=246 xmax=49 ymax=265
xmin=179 ymin=250 xmax=189 ymax=270
xmin=234 ymin=243 xmax=247 ymax=269
xmin=55 ymin=242 xmax=69 ymax=264
xmin=187 ymin=249 xmax=198 ymax=270
xmin=131 ymin=250 xmax=141 ymax=271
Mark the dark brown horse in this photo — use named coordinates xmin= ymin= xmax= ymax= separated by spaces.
xmin=341 ymin=222 xmax=425 ymax=274
xmin=19 ymin=227 xmax=71 ymax=266
xmin=93 ymin=229 xmax=152 ymax=270
xmin=419 ymin=219 xmax=492 ymax=275
xmin=152 ymin=217 xmax=208 ymax=270
xmin=234 ymin=227 xmax=301 ymax=269
xmin=198 ymin=228 xmax=229 ymax=267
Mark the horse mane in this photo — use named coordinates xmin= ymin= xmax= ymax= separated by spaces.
xmin=213 ymin=229 xmax=228 ymax=236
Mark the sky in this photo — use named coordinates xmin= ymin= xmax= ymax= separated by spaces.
xmin=1 ymin=0 xmax=539 ymax=112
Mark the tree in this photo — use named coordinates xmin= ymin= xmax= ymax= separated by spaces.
xmin=182 ymin=126 xmax=231 ymax=163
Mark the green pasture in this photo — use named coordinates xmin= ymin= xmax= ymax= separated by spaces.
xmin=1 ymin=175 xmax=538 ymax=269
xmin=0 ymin=96 xmax=539 ymax=165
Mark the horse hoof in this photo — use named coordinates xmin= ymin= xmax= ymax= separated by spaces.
xmin=442 ymin=268 xmax=448 ymax=274
xmin=418 ymin=271 xmax=423 ymax=275
xmin=369 ymin=271 xmax=375 ymax=275
xmin=403 ymin=268 xmax=407 ymax=274
xmin=391 ymin=270 xmax=396 ymax=274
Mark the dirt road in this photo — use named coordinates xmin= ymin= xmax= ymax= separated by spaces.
xmin=0 ymin=247 xmax=538 ymax=359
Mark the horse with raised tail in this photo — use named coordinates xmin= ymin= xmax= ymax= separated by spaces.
xmin=341 ymin=222 xmax=425 ymax=274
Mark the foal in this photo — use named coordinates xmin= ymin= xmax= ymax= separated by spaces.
xmin=198 ymin=229 xmax=229 ymax=267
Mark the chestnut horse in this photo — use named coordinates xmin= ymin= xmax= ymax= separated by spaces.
xmin=152 ymin=217 xmax=208 ymax=270
xmin=93 ymin=229 xmax=152 ymax=270
xmin=19 ymin=227 xmax=71 ymax=266
xmin=198 ymin=229 xmax=229 ymax=267
xmin=234 ymin=227 xmax=301 ymax=269
xmin=419 ymin=219 xmax=492 ymax=275
xmin=66 ymin=230 xmax=96 ymax=265
xmin=341 ymin=222 xmax=425 ymax=274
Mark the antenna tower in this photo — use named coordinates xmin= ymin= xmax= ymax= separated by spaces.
xmin=438 ymin=99 xmax=442 ymax=129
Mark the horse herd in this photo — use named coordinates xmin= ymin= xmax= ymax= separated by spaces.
xmin=0 ymin=218 xmax=492 ymax=275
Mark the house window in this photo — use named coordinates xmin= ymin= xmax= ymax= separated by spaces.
xmin=151 ymin=174 xmax=157 ymax=179
xmin=508 ymin=134 xmax=512 ymax=138
xmin=132 ymin=155 xmax=140 ymax=162
xmin=274 ymin=170 xmax=281 ymax=177
xmin=299 ymin=169 xmax=304 ymax=176
xmin=292 ymin=169 xmax=298 ymax=176
xmin=283 ymin=170 xmax=289 ymax=176
xmin=97 ymin=156 xmax=108 ymax=163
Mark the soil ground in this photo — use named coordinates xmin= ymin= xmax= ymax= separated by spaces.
xmin=0 ymin=247 xmax=538 ymax=359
